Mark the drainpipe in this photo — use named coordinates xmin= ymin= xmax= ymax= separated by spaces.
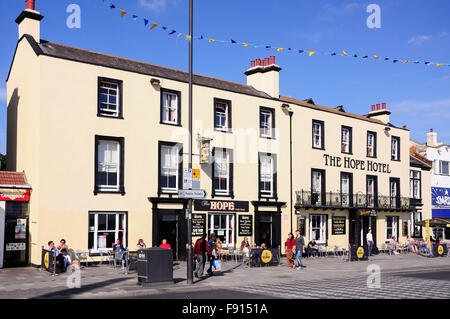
xmin=289 ymin=110 xmax=294 ymax=233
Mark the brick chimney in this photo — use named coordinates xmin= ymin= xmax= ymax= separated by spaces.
xmin=367 ymin=102 xmax=391 ymax=124
xmin=245 ymin=56 xmax=281 ymax=98
xmin=15 ymin=0 xmax=43 ymax=42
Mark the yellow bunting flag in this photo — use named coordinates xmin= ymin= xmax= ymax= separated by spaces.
xmin=186 ymin=35 xmax=190 ymax=41
xmin=277 ymin=48 xmax=283 ymax=51
xmin=150 ymin=23 xmax=157 ymax=30
xmin=120 ymin=10 xmax=127 ymax=18
xmin=436 ymin=63 xmax=443 ymax=67
xmin=342 ymin=51 xmax=348 ymax=56
xmin=209 ymin=39 xmax=215 ymax=43
xmin=243 ymin=43 xmax=249 ymax=46
xmin=309 ymin=51 xmax=316 ymax=56
xmin=373 ymin=55 xmax=379 ymax=59
xmin=403 ymin=60 xmax=408 ymax=63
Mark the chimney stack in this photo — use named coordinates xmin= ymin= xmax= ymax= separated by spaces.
xmin=367 ymin=102 xmax=391 ymax=124
xmin=427 ymin=128 xmax=438 ymax=147
xmin=245 ymin=56 xmax=281 ymax=98
xmin=16 ymin=0 xmax=43 ymax=42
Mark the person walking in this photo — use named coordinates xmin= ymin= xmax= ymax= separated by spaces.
xmin=294 ymin=230 xmax=305 ymax=270
xmin=285 ymin=232 xmax=296 ymax=269
xmin=193 ymin=233 xmax=209 ymax=278
xmin=207 ymin=233 xmax=217 ymax=276
xmin=366 ymin=228 xmax=374 ymax=256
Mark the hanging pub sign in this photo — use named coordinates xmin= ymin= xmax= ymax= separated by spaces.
xmin=194 ymin=199 xmax=249 ymax=212
xmin=359 ymin=209 xmax=377 ymax=217
xmin=192 ymin=214 xmax=206 ymax=236
xmin=200 ymin=138 xmax=211 ymax=164
xmin=332 ymin=216 xmax=346 ymax=235
xmin=238 ymin=215 xmax=253 ymax=236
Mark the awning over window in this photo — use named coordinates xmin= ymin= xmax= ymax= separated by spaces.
xmin=432 ymin=209 xmax=450 ymax=218
xmin=0 ymin=188 xmax=30 ymax=201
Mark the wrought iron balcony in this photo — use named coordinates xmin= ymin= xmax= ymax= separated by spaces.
xmin=295 ymin=190 xmax=411 ymax=211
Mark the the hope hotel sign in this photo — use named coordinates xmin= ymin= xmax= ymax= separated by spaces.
xmin=323 ymin=154 xmax=392 ymax=173
xmin=194 ymin=199 xmax=249 ymax=212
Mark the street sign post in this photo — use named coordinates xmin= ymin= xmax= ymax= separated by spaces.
xmin=178 ymin=189 xmax=207 ymax=199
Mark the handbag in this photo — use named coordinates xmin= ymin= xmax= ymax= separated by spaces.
xmin=212 ymin=259 xmax=222 ymax=272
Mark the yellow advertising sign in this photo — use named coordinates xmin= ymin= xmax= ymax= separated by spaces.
xmin=438 ymin=245 xmax=444 ymax=256
xmin=357 ymin=247 xmax=365 ymax=259
xmin=261 ymin=250 xmax=273 ymax=263
xmin=426 ymin=220 xmax=431 ymax=245
xmin=44 ymin=252 xmax=50 ymax=269
xmin=192 ymin=169 xmax=200 ymax=179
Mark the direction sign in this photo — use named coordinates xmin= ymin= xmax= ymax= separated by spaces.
xmin=178 ymin=189 xmax=207 ymax=199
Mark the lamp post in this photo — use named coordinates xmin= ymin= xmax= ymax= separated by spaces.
xmin=186 ymin=0 xmax=194 ymax=285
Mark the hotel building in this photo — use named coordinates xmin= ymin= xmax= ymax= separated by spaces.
xmin=3 ymin=1 xmax=432 ymax=266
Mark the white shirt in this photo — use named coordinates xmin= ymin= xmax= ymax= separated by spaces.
xmin=366 ymin=232 xmax=373 ymax=242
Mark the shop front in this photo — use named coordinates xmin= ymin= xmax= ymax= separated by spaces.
xmin=0 ymin=172 xmax=31 ymax=268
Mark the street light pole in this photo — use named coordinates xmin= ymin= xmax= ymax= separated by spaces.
xmin=186 ymin=0 xmax=194 ymax=285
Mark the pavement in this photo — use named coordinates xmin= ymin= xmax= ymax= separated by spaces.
xmin=0 ymin=253 xmax=449 ymax=299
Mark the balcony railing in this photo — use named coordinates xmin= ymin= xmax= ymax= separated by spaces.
xmin=295 ymin=190 xmax=411 ymax=211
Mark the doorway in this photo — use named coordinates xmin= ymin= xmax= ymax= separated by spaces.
xmin=154 ymin=209 xmax=187 ymax=261
xmin=4 ymin=216 xmax=28 ymax=267
xmin=158 ymin=220 xmax=177 ymax=260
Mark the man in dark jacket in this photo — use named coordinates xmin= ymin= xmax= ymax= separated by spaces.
xmin=294 ymin=230 xmax=306 ymax=269
xmin=193 ymin=233 xmax=210 ymax=278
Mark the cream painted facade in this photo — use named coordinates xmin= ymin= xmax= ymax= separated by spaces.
xmin=5 ymin=6 xmax=431 ymax=265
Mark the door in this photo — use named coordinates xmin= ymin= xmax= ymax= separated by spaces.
xmin=360 ymin=215 xmax=370 ymax=246
xmin=4 ymin=216 xmax=29 ymax=267
xmin=158 ymin=220 xmax=177 ymax=260
xmin=349 ymin=209 xmax=359 ymax=246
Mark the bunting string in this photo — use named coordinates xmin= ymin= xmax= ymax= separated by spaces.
xmin=100 ymin=1 xmax=449 ymax=68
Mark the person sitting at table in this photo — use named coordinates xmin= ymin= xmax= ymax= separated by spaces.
xmin=113 ymin=239 xmax=128 ymax=268
xmin=389 ymin=236 xmax=400 ymax=254
xmin=57 ymin=239 xmax=72 ymax=269
xmin=240 ymin=237 xmax=250 ymax=257
xmin=306 ymin=238 xmax=319 ymax=258
xmin=405 ymin=236 xmax=418 ymax=253
xmin=216 ymin=238 xmax=229 ymax=262
xmin=260 ymin=243 xmax=267 ymax=249
xmin=47 ymin=241 xmax=66 ymax=273
xmin=159 ymin=239 xmax=171 ymax=249
xmin=136 ymin=239 xmax=147 ymax=250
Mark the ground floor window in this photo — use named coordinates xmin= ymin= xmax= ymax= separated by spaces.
xmin=210 ymin=213 xmax=235 ymax=248
xmin=411 ymin=211 xmax=422 ymax=238
xmin=309 ymin=214 xmax=327 ymax=244
xmin=386 ymin=216 xmax=398 ymax=241
xmin=88 ymin=212 xmax=127 ymax=252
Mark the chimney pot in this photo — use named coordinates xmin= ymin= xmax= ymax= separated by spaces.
xmin=431 ymin=128 xmax=433 ymax=132
xmin=26 ymin=0 xmax=35 ymax=10
xmin=251 ymin=60 xmax=255 ymax=68
xmin=371 ymin=105 xmax=375 ymax=111
xmin=403 ymin=125 xmax=407 ymax=129
xmin=376 ymin=104 xmax=381 ymax=110
xmin=270 ymin=56 xmax=275 ymax=65
xmin=382 ymin=102 xmax=386 ymax=110
xmin=265 ymin=57 xmax=270 ymax=66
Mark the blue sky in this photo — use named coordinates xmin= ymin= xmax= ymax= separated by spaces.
xmin=0 ymin=0 xmax=449 ymax=154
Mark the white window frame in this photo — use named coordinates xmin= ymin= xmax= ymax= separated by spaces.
xmin=160 ymin=145 xmax=179 ymax=193
xmin=440 ymin=161 xmax=450 ymax=175
xmin=341 ymin=174 xmax=350 ymax=207
xmin=386 ymin=216 xmax=398 ymax=241
xmin=99 ymin=81 xmax=119 ymax=117
xmin=215 ymin=102 xmax=228 ymax=131
xmin=410 ymin=171 xmax=421 ymax=199
xmin=313 ymin=122 xmax=322 ymax=149
xmin=390 ymin=180 xmax=399 ymax=208
xmin=312 ymin=170 xmax=323 ymax=206
xmin=310 ymin=214 xmax=327 ymax=244
xmin=341 ymin=127 xmax=350 ymax=153
xmin=214 ymin=150 xmax=230 ymax=195
xmin=162 ymin=91 xmax=178 ymax=124
xmin=367 ymin=177 xmax=375 ymax=208
xmin=97 ymin=140 xmax=120 ymax=192
xmin=210 ymin=214 xmax=235 ymax=248
xmin=260 ymin=110 xmax=273 ymax=138
xmin=391 ymin=137 xmax=399 ymax=160
xmin=89 ymin=212 xmax=127 ymax=253
xmin=410 ymin=212 xmax=422 ymax=238
xmin=260 ymin=155 xmax=273 ymax=197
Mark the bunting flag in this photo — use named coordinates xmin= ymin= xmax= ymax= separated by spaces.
xmin=101 ymin=1 xmax=450 ymax=69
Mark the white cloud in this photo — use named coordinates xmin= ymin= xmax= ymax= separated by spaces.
xmin=407 ymin=34 xmax=432 ymax=46
xmin=138 ymin=0 xmax=179 ymax=12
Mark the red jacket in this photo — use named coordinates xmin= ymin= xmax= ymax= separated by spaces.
xmin=193 ymin=238 xmax=210 ymax=255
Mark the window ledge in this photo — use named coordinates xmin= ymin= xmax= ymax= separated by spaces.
xmin=97 ymin=114 xmax=124 ymax=120
xmin=160 ymin=121 xmax=182 ymax=127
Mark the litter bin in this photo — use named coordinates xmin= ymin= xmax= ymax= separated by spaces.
xmin=350 ymin=245 xmax=368 ymax=261
xmin=137 ymin=248 xmax=174 ymax=287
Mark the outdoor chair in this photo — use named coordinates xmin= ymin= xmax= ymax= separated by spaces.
xmin=74 ymin=250 xmax=89 ymax=267
xmin=318 ymin=245 xmax=327 ymax=258
xmin=388 ymin=244 xmax=396 ymax=255
xmin=241 ymin=251 xmax=251 ymax=268
xmin=333 ymin=245 xmax=342 ymax=257
xmin=380 ymin=243 xmax=387 ymax=254
xmin=113 ymin=251 xmax=127 ymax=269
xmin=126 ymin=251 xmax=138 ymax=273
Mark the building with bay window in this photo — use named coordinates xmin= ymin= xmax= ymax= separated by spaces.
xmin=5 ymin=1 xmax=431 ymax=265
